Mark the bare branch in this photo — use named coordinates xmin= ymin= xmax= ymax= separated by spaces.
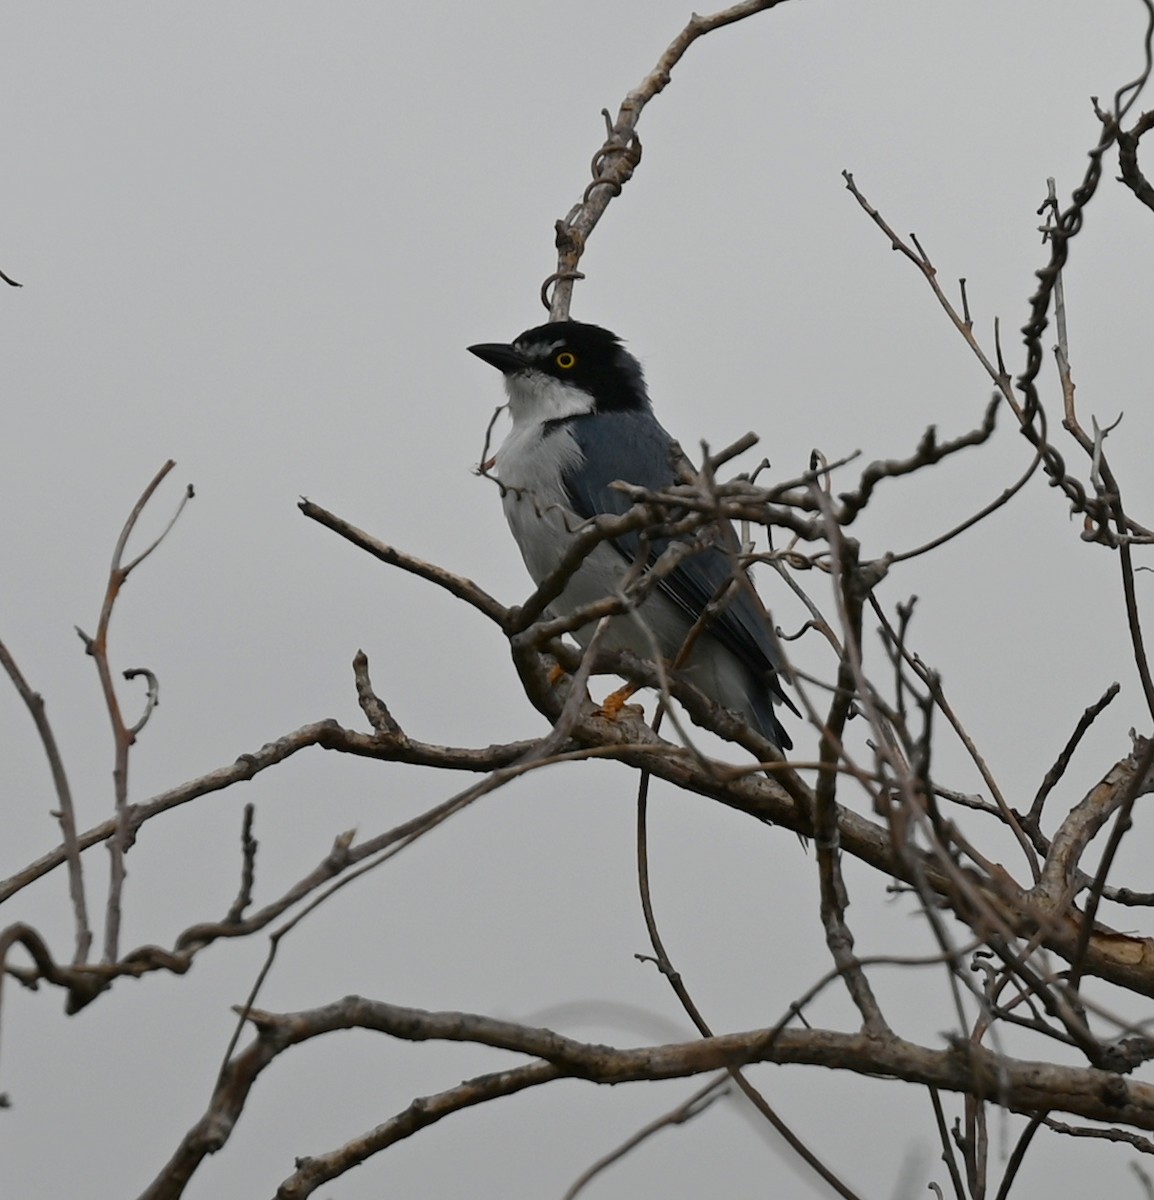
xmin=928 ymin=1088 xmax=968 ymax=1200
xmin=10 ymin=10 xmax=1154 ymax=1199
xmin=993 ymin=1116 xmax=1042 ymax=1200
xmin=139 ymin=994 xmax=1154 ymax=1199
xmin=120 ymin=481 xmax=195 ymax=576
xmin=635 ymin=773 xmax=864 ymax=1200
xmin=1034 ymin=736 xmax=1154 ymax=913
xmin=836 ymin=396 xmax=1001 ymax=528
xmin=83 ymin=461 xmax=193 ymax=965
xmin=812 ymin=506 xmax=890 ymax=1036
xmin=1136 ymin=1161 xmax=1154 ymax=1200
xmin=1042 ymin=1117 xmax=1154 ymax=1155
xmin=1066 ymin=737 xmax=1154 ymax=992
xmin=299 ymin=498 xmax=508 ymax=626
xmin=1027 ymin=682 xmax=1121 ymax=831
xmin=886 ymin=437 xmax=1043 ymax=566
xmin=271 ymin=1060 xmax=562 ymax=1200
xmin=1117 ymin=110 xmax=1154 ymax=211
xmin=841 ymin=171 xmax=1018 ymax=415
xmin=868 ymin=594 xmax=1039 ymax=881
xmin=561 ymin=1076 xmax=729 ymax=1200
xmin=0 ymin=640 xmax=91 ymax=964
xmin=0 ymin=717 xmax=544 ymax=907
xmin=122 ymin=667 xmax=160 ymax=737
xmin=546 ymin=0 xmax=795 ymax=319
xmin=224 ymin=805 xmax=258 ymax=925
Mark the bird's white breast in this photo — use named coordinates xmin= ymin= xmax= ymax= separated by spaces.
xmin=495 ymin=416 xmax=590 ymax=589
xmin=494 ymin=406 xmax=691 ymax=662
xmin=494 ymin=371 xmax=598 ymax=588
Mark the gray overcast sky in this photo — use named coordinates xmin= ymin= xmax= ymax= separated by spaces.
xmin=4 ymin=2 xmax=1154 ymax=1197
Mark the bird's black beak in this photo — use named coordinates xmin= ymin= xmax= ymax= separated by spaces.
xmin=467 ymin=342 xmax=527 ymax=375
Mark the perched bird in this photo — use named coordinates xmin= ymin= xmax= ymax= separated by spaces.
xmin=468 ymin=320 xmax=795 ymax=751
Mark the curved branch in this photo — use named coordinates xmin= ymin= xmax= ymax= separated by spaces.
xmin=0 ymin=640 xmax=90 ymax=964
xmin=546 ymin=0 xmax=795 ymax=319
xmin=81 ymin=461 xmax=193 ymax=964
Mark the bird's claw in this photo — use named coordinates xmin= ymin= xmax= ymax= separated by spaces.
xmin=595 ymin=684 xmax=643 ymax=721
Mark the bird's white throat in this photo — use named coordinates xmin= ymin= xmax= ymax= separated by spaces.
xmin=503 ymin=371 xmax=596 ymax=428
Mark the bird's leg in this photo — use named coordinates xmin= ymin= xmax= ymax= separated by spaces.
xmin=595 ymin=681 xmax=645 ymax=720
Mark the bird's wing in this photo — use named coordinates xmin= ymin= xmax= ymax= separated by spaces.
xmin=559 ymin=410 xmax=795 ymax=706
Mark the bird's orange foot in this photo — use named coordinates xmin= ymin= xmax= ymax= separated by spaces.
xmin=547 ymin=662 xmax=568 ymax=687
xmin=595 ymin=683 xmax=645 ymax=721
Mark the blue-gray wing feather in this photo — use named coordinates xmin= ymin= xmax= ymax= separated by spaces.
xmin=557 ymin=410 xmax=794 ymax=711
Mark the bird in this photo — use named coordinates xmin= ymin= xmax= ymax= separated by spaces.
xmin=467 ymin=319 xmax=796 ymax=751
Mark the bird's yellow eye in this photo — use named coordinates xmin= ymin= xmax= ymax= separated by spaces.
xmin=556 ymin=351 xmax=577 ymax=369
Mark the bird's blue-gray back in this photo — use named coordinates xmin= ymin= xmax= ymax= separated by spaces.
xmin=555 ymin=409 xmax=793 ymax=705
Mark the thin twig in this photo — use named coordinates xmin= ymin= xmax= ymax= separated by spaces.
xmin=84 ymin=461 xmax=192 ymax=965
xmin=224 ymin=805 xmax=258 ymax=924
xmin=811 ymin=494 xmax=891 ymax=1035
xmin=928 ymin=1087 xmax=968 ymax=1200
xmin=992 ymin=1116 xmax=1042 ymax=1200
xmin=299 ymin=499 xmax=508 ymax=626
xmin=0 ymin=640 xmax=91 ymax=965
xmin=122 ymin=668 xmax=160 ymax=737
xmin=886 ymin=438 xmax=1043 ymax=566
xmin=1042 ymin=1116 xmax=1154 ymax=1155
xmin=868 ymin=595 xmax=1039 ymax=882
xmin=1027 ymin=683 xmax=1121 ymax=829
xmin=561 ymin=1076 xmax=729 ymax=1200
xmin=635 ymin=773 xmax=864 ymax=1200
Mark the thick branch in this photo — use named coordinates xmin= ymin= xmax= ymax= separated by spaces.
xmin=142 ymin=996 xmax=1154 ymax=1200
